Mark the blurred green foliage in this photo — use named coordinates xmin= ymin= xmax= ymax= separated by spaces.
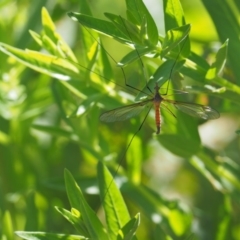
xmin=0 ymin=0 xmax=240 ymax=239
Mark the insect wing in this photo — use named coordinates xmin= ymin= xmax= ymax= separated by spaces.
xmin=165 ymin=99 xmax=220 ymax=120
xmin=100 ymin=100 xmax=152 ymax=122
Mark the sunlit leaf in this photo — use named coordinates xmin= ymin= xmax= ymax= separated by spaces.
xmin=15 ymin=231 xmax=87 ymax=240
xmin=68 ymin=12 xmax=131 ymax=45
xmin=206 ymin=39 xmax=228 ymax=80
xmin=97 ymin=161 xmax=131 ymax=239
xmin=64 ymin=169 xmax=109 ymax=240
xmin=119 ymin=213 xmax=140 ymax=240
xmin=104 ymin=12 xmax=143 ymax=45
xmin=163 ymin=0 xmax=186 ymax=30
xmin=126 ymin=0 xmax=159 ymax=45
xmin=202 ymin=0 xmax=240 ymax=84
xmin=118 ymin=47 xmax=155 ymax=67
xmin=55 ymin=207 xmax=89 ymax=236
xmin=162 ymin=24 xmax=191 ymax=57
xmin=0 ymin=43 xmax=79 ymax=81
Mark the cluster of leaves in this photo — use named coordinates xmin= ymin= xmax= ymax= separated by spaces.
xmin=0 ymin=0 xmax=240 ymax=239
xmin=17 ymin=165 xmax=141 ymax=240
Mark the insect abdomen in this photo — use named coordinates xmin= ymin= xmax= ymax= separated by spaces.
xmin=155 ymin=103 xmax=161 ymax=134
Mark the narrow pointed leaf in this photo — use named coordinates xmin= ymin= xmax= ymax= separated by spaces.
xmin=29 ymin=30 xmax=43 ymax=47
xmin=68 ymin=12 xmax=131 ymax=44
xmin=162 ymin=24 xmax=191 ymax=57
xmin=15 ymin=231 xmax=87 ymax=240
xmin=126 ymin=0 xmax=158 ymax=45
xmin=41 ymin=7 xmax=77 ymax=62
xmin=69 ymin=94 xmax=102 ymax=118
xmin=118 ymin=47 xmax=154 ymax=67
xmin=0 ymin=43 xmax=80 ymax=81
xmin=104 ymin=13 xmax=143 ymax=45
xmin=64 ymin=169 xmax=108 ymax=240
xmin=163 ymin=0 xmax=186 ymax=30
xmin=55 ymin=207 xmax=89 ymax=236
xmin=206 ymin=39 xmax=229 ymax=80
xmin=120 ymin=213 xmax=140 ymax=240
xmin=97 ymin=162 xmax=130 ymax=239
xmin=135 ymin=59 xmax=185 ymax=101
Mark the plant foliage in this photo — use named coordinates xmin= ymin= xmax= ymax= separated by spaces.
xmin=0 ymin=0 xmax=240 ymax=239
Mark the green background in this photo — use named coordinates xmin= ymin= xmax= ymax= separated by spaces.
xmin=0 ymin=0 xmax=240 ymax=239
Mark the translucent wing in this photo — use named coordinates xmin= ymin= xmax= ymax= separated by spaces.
xmin=100 ymin=99 xmax=153 ymax=122
xmin=164 ymin=99 xmax=220 ymax=120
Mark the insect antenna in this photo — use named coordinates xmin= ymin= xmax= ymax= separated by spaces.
xmin=161 ymin=35 xmax=189 ymax=96
xmin=92 ymin=14 xmax=155 ymax=198
xmin=63 ymin=13 xmax=154 ymax=199
xmin=66 ymin=7 xmax=190 ymax=200
xmin=96 ymin=15 xmax=190 ymax=199
xmin=77 ymin=21 xmax=152 ymax=97
xmin=118 ymin=16 xmax=153 ymax=94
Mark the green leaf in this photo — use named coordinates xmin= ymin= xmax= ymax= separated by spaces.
xmin=117 ymin=47 xmax=155 ymax=67
xmin=126 ymin=134 xmax=142 ymax=184
xmin=212 ymin=77 xmax=240 ymax=94
xmin=158 ymin=134 xmax=200 ymax=158
xmin=69 ymin=93 xmax=103 ymax=118
xmin=126 ymin=0 xmax=159 ymax=46
xmin=191 ymin=152 xmax=240 ymax=191
xmin=15 ymin=231 xmax=87 ymax=240
xmin=55 ymin=207 xmax=89 ymax=236
xmin=32 ymin=124 xmax=79 ymax=140
xmin=181 ymin=51 xmax=209 ymax=82
xmin=206 ymin=39 xmax=228 ymax=80
xmin=120 ymin=213 xmax=140 ymax=240
xmin=2 ymin=211 xmax=14 ymax=240
xmin=168 ymin=208 xmax=192 ymax=237
xmin=104 ymin=13 xmax=143 ymax=46
xmin=135 ymin=58 xmax=185 ymax=101
xmin=83 ymin=40 xmax=101 ymax=80
xmin=125 ymin=185 xmax=192 ymax=236
xmin=79 ymin=0 xmax=93 ymax=16
xmin=170 ymin=110 xmax=200 ymax=141
xmin=42 ymin=7 xmax=56 ymax=34
xmin=215 ymin=196 xmax=231 ymax=240
xmin=68 ymin=12 xmax=131 ymax=45
xmin=162 ymin=24 xmax=191 ymax=57
xmin=64 ymin=169 xmax=109 ymax=240
xmin=29 ymin=30 xmax=43 ymax=47
xmin=100 ymin=40 xmax=114 ymax=81
xmin=41 ymin=34 xmax=59 ymax=55
xmin=202 ymin=0 xmax=240 ymax=84
xmin=41 ymin=7 xmax=77 ymax=62
xmin=0 ymin=43 xmax=80 ymax=81
xmin=163 ymin=0 xmax=186 ymax=31
xmin=97 ymin=161 xmax=131 ymax=240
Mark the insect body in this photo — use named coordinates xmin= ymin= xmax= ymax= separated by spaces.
xmin=100 ymin=83 xmax=220 ymax=134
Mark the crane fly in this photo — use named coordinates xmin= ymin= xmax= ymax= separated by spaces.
xmin=67 ymin=4 xmax=220 ymax=201
xmin=100 ymin=82 xmax=220 ymax=133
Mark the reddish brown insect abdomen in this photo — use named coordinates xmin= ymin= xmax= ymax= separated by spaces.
xmin=154 ymin=102 xmax=161 ymax=134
